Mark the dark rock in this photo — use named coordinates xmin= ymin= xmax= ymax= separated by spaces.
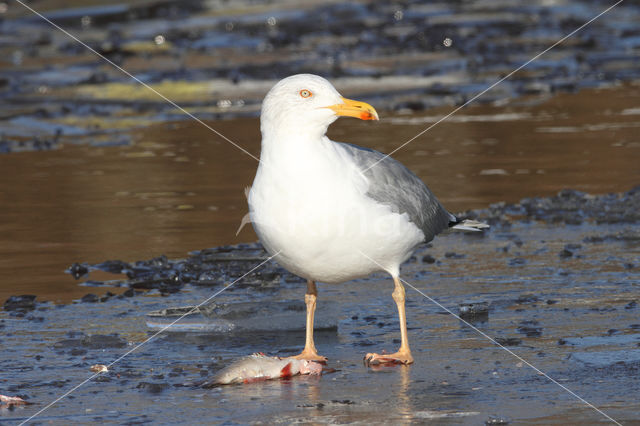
xmin=459 ymin=301 xmax=489 ymax=321
xmin=26 ymin=315 xmax=45 ymax=322
xmin=168 ymin=368 xmax=183 ymax=378
xmin=81 ymin=294 xmax=99 ymax=303
xmin=509 ymin=258 xmax=526 ymax=266
xmin=516 ymin=294 xmax=539 ymax=304
xmin=130 ymin=279 xmax=163 ymax=290
xmin=495 ymin=337 xmax=522 ymax=346
xmin=583 ymin=235 xmax=605 ymax=243
xmin=331 ymin=399 xmax=355 ymax=405
xmin=467 ymin=187 xmax=640 ymax=226
xmin=93 ymin=260 xmax=131 ymax=275
xmin=517 ymin=320 xmax=542 ymax=337
xmin=4 ymin=295 xmax=37 ymax=311
xmin=136 ymin=382 xmax=169 ymax=393
xmin=298 ymin=402 xmax=325 ymax=409
xmin=445 ymin=252 xmax=465 ymax=259
xmin=68 ymin=263 xmax=89 ymax=279
xmin=422 ymin=254 xmax=436 ymax=264
xmin=559 ymin=249 xmax=573 ymax=258
xmin=148 ymin=255 xmax=169 ymax=268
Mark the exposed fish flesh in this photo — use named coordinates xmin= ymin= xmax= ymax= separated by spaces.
xmin=203 ymin=353 xmax=323 ymax=387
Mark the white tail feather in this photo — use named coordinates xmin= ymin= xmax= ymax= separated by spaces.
xmin=451 ymin=219 xmax=489 ymax=232
xmin=235 ymin=186 xmax=253 ymax=236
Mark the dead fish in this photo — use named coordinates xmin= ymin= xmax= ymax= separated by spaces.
xmin=202 ymin=353 xmax=323 ymax=387
xmin=0 ymin=394 xmax=31 ymax=406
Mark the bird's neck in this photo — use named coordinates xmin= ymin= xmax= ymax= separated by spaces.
xmin=259 ymin=128 xmax=334 ymax=169
xmin=261 ymin=118 xmax=329 ymax=143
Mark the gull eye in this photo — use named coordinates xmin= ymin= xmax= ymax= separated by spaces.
xmin=299 ymin=89 xmax=312 ymax=98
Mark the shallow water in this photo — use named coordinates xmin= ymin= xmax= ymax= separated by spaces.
xmin=0 ymin=84 xmax=639 ymax=304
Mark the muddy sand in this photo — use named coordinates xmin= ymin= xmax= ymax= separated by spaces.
xmin=2 ymin=187 xmax=638 ymax=424
xmin=1 ymin=0 xmax=639 ymax=423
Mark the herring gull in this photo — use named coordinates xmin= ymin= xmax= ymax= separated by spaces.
xmin=248 ymin=74 xmax=488 ymax=365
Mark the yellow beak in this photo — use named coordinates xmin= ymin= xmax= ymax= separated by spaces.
xmin=327 ymin=97 xmax=379 ymax=121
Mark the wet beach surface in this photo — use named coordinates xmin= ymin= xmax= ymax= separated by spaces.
xmin=1 ymin=0 xmax=640 ymax=424
xmin=2 ymin=0 xmax=640 ymax=148
xmin=2 ymin=188 xmax=639 ymax=424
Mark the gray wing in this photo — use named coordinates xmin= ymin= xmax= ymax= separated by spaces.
xmin=337 ymin=142 xmax=455 ymax=242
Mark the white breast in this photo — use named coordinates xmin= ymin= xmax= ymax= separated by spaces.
xmin=249 ymin=135 xmax=424 ymax=284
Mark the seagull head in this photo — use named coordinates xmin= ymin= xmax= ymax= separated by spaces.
xmin=261 ymin=74 xmax=378 ymax=138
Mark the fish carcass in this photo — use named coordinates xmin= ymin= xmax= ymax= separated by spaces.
xmin=203 ymin=353 xmax=323 ymax=387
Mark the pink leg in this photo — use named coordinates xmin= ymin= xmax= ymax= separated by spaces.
xmin=288 ymin=280 xmax=327 ymax=363
xmin=364 ymin=276 xmax=414 ymax=365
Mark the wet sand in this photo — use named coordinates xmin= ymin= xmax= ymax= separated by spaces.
xmin=1 ymin=0 xmax=640 ymax=424
xmin=1 ymin=190 xmax=638 ymax=424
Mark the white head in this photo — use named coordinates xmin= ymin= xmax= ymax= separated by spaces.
xmin=260 ymin=74 xmax=378 ymax=139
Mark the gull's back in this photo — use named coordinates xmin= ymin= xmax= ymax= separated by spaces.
xmin=336 ymin=142 xmax=455 ymax=243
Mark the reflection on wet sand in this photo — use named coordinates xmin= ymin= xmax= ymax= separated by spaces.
xmin=394 ymin=365 xmax=412 ymax=422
